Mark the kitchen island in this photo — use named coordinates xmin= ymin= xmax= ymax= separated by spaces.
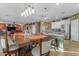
xmin=43 ymin=32 xmax=64 ymax=51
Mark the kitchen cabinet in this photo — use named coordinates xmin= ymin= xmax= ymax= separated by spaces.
xmin=32 ymin=25 xmax=36 ymax=34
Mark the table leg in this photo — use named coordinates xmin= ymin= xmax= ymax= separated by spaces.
xmin=40 ymin=40 xmax=42 ymax=56
xmin=18 ymin=48 xmax=21 ymax=56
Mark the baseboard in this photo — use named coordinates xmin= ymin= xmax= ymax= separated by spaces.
xmin=71 ymin=40 xmax=79 ymax=43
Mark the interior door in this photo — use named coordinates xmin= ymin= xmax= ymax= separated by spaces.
xmin=71 ymin=20 xmax=79 ymax=42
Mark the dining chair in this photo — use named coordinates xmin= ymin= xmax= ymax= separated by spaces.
xmin=50 ymin=39 xmax=58 ymax=51
xmin=31 ymin=39 xmax=52 ymax=56
xmin=14 ymin=32 xmax=32 ymax=56
xmin=0 ymin=33 xmax=19 ymax=56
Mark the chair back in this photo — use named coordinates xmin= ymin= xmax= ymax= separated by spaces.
xmin=14 ymin=32 xmax=25 ymax=43
xmin=1 ymin=35 xmax=15 ymax=49
xmin=0 ymin=34 xmax=10 ymax=52
xmin=1 ymin=38 xmax=6 ymax=49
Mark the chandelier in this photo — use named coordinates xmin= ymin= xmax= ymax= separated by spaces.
xmin=21 ymin=4 xmax=35 ymax=17
xmin=42 ymin=8 xmax=48 ymax=20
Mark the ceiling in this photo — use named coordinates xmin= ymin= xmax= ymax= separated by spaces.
xmin=0 ymin=3 xmax=79 ymax=24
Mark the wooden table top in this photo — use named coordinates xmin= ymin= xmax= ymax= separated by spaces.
xmin=14 ymin=33 xmax=48 ymax=47
xmin=27 ymin=34 xmax=47 ymax=41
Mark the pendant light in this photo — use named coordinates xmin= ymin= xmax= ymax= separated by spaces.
xmin=21 ymin=4 xmax=35 ymax=17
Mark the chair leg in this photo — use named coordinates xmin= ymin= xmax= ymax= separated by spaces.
xmin=18 ymin=49 xmax=21 ymax=56
xmin=47 ymin=51 xmax=50 ymax=56
xmin=5 ymin=53 xmax=8 ymax=56
xmin=9 ymin=53 xmax=11 ymax=56
xmin=5 ymin=53 xmax=11 ymax=56
xmin=24 ymin=50 xmax=27 ymax=56
xmin=15 ymin=52 xmax=18 ymax=56
xmin=22 ymin=49 xmax=25 ymax=56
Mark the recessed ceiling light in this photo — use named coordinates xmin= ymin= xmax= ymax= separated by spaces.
xmin=56 ymin=3 xmax=59 ymax=6
xmin=56 ymin=17 xmax=58 ymax=19
xmin=76 ymin=4 xmax=79 ymax=7
xmin=44 ymin=17 xmax=48 ymax=20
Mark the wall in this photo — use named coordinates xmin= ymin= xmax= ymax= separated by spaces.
xmin=69 ymin=13 xmax=79 ymax=20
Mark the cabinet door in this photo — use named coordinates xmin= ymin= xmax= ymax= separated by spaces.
xmin=32 ymin=25 xmax=36 ymax=34
xmin=71 ymin=20 xmax=78 ymax=42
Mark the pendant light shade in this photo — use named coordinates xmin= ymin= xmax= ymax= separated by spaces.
xmin=21 ymin=4 xmax=35 ymax=17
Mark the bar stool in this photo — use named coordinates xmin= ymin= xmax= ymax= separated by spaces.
xmin=31 ymin=39 xmax=51 ymax=56
xmin=51 ymin=38 xmax=58 ymax=51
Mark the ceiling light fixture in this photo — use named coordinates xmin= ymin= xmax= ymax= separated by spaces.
xmin=44 ymin=17 xmax=48 ymax=20
xmin=21 ymin=4 xmax=35 ymax=17
xmin=43 ymin=7 xmax=48 ymax=20
xmin=56 ymin=17 xmax=58 ymax=19
xmin=56 ymin=3 xmax=59 ymax=6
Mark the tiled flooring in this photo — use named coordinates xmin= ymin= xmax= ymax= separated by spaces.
xmin=0 ymin=40 xmax=79 ymax=56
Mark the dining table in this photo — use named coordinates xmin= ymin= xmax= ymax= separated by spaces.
xmin=14 ymin=33 xmax=48 ymax=56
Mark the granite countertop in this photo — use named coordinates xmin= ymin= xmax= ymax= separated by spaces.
xmin=43 ymin=32 xmax=64 ymax=37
